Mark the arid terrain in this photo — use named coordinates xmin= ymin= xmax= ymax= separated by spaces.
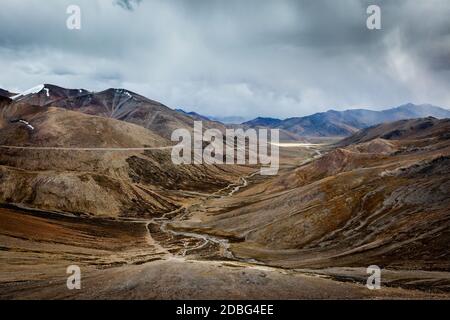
xmin=0 ymin=85 xmax=449 ymax=299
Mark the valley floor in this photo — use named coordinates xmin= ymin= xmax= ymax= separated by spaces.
xmin=2 ymin=254 xmax=447 ymax=300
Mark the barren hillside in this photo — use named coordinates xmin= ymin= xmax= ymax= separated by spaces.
xmin=10 ymin=84 xmax=226 ymax=139
xmin=0 ymin=98 xmax=249 ymax=217
xmin=172 ymin=118 xmax=450 ymax=273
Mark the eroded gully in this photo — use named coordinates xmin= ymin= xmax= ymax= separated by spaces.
xmin=144 ymin=171 xmax=260 ymax=261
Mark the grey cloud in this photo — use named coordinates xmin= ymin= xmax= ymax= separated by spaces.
xmin=0 ymin=0 xmax=449 ymax=118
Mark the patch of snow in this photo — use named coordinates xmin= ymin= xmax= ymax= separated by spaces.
xmin=44 ymin=87 xmax=50 ymax=97
xmin=11 ymin=84 xmax=45 ymax=100
xmin=18 ymin=119 xmax=34 ymax=130
xmin=115 ymin=89 xmax=132 ymax=98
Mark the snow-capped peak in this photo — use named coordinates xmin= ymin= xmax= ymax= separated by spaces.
xmin=115 ymin=88 xmax=133 ymax=99
xmin=11 ymin=84 xmax=45 ymax=100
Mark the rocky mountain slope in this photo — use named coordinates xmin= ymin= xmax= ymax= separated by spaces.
xmin=0 ymin=89 xmax=15 ymax=98
xmin=338 ymin=117 xmax=450 ymax=146
xmin=172 ymin=117 xmax=450 ymax=272
xmin=9 ymin=84 xmax=226 ymax=139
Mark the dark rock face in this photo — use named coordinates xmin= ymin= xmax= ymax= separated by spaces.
xmin=0 ymin=89 xmax=15 ymax=98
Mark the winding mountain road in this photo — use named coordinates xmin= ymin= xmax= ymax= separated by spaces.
xmin=145 ymin=171 xmax=259 ymax=260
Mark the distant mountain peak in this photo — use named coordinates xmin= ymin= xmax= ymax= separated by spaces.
xmin=11 ymin=84 xmax=45 ymax=100
xmin=243 ymin=117 xmax=282 ymax=127
xmin=175 ymin=109 xmax=212 ymax=121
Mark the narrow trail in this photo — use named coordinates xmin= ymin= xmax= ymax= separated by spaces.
xmin=0 ymin=145 xmax=173 ymax=151
xmin=217 ymin=171 xmax=259 ymax=198
xmin=117 ymin=170 xmax=262 ymax=262
xmin=142 ymin=171 xmax=260 ymax=261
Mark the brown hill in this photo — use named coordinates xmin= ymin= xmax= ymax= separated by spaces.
xmin=11 ymin=84 xmax=226 ymax=139
xmin=0 ymin=99 xmax=249 ymax=217
xmin=338 ymin=117 xmax=450 ymax=146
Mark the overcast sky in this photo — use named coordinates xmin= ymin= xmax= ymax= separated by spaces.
xmin=0 ymin=0 xmax=449 ymax=118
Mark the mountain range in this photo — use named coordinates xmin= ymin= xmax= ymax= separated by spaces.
xmin=9 ymin=84 xmax=225 ymax=140
xmin=4 ymin=84 xmax=450 ymax=140
xmin=242 ymin=104 xmax=450 ymax=137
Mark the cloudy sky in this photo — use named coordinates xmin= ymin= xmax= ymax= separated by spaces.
xmin=0 ymin=0 xmax=449 ymax=119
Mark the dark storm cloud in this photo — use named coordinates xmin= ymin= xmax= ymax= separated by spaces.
xmin=0 ymin=0 xmax=449 ymax=118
